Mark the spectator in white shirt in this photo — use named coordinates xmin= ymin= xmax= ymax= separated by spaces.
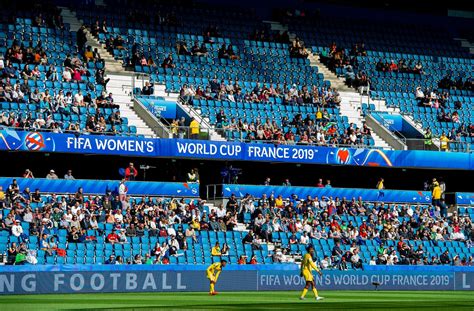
xmin=64 ymin=170 xmax=75 ymax=180
xmin=74 ymin=91 xmax=84 ymax=106
xmin=62 ymin=68 xmax=72 ymax=82
xmin=300 ymin=232 xmax=309 ymax=244
xmin=119 ymin=179 xmax=127 ymax=202
xmin=415 ymin=87 xmax=424 ymax=99
xmin=369 ymin=256 xmax=377 ymax=265
xmin=11 ymin=221 xmax=23 ymax=237
xmin=216 ymin=204 xmax=227 ymax=219
xmin=46 ymin=169 xmax=58 ymax=179
xmin=320 ymin=256 xmax=331 ymax=269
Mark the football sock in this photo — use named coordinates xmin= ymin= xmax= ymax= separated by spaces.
xmin=301 ymin=288 xmax=308 ymax=298
xmin=210 ymin=283 xmax=215 ymax=293
xmin=312 ymin=288 xmax=318 ymax=297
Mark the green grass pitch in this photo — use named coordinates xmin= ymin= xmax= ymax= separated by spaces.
xmin=0 ymin=291 xmax=473 ymax=310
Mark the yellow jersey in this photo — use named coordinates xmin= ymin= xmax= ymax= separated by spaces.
xmin=301 ymin=253 xmax=319 ymax=282
xmin=377 ymin=181 xmax=384 ymax=190
xmin=432 ymin=185 xmax=441 ymax=200
xmin=211 ymin=246 xmax=221 ymax=256
xmin=206 ymin=262 xmax=222 ymax=282
xmin=190 ymin=120 xmax=200 ymax=135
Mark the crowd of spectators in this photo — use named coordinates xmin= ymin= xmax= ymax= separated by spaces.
xmin=375 ymin=59 xmax=424 ymax=75
xmin=289 ymin=38 xmax=309 ymax=59
xmin=415 ymin=87 xmax=474 ymax=150
xmin=180 ymin=80 xmax=342 ymax=107
xmin=438 ymin=75 xmax=473 ymax=92
xmin=212 ymin=107 xmax=373 ymax=146
xmin=177 ymin=79 xmax=376 ymax=145
xmin=238 ymin=185 xmax=473 ymax=268
xmin=0 ymin=34 xmax=125 ymax=135
xmin=1 ymin=174 xmax=472 ymax=267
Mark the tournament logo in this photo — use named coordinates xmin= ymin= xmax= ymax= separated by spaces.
xmin=25 ymin=132 xmax=46 ymax=151
xmin=336 ymin=148 xmax=351 ymax=164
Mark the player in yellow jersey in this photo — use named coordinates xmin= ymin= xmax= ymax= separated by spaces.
xmin=300 ymin=245 xmax=324 ymax=301
xmin=206 ymin=259 xmax=227 ymax=295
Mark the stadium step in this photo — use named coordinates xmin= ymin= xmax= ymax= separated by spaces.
xmin=106 ymin=73 xmax=156 ymax=137
xmin=307 ymin=54 xmax=353 ymax=92
xmin=339 ymin=91 xmax=393 ymax=150
xmin=59 ymin=7 xmax=158 ymax=138
xmin=58 ymin=7 xmax=82 ymax=32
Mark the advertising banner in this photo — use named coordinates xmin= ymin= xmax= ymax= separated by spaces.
xmin=0 ymin=130 xmax=473 ymax=170
xmin=456 ymin=192 xmax=474 ymax=205
xmin=222 ymin=184 xmax=431 ymax=203
xmin=0 ymin=265 xmax=472 ymax=294
xmin=0 ymin=178 xmax=200 ymax=197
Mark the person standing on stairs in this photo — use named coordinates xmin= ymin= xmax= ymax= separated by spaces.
xmin=76 ymin=25 xmax=87 ymax=54
xmin=189 ymin=117 xmax=200 ymax=140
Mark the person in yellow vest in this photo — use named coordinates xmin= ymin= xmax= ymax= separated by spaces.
xmin=376 ymin=177 xmax=385 ymax=200
xmin=0 ymin=186 xmax=5 ymax=208
xmin=432 ymin=181 xmax=442 ymax=207
xmin=316 ymin=110 xmax=323 ymax=123
xmin=206 ymin=259 xmax=227 ymax=295
xmin=211 ymin=242 xmax=221 ymax=256
xmin=189 ymin=117 xmax=200 ymax=139
xmin=439 ymin=132 xmax=449 ymax=152
xmin=300 ymin=245 xmax=324 ymax=301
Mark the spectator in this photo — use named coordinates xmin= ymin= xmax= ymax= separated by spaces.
xmin=350 ymin=248 xmax=364 ymax=270
xmin=142 ymin=81 xmax=154 ymax=95
xmin=46 ymin=170 xmax=58 ymax=180
xmin=125 ymin=162 xmax=138 ymax=181
xmin=440 ymin=132 xmax=449 ymax=152
xmin=440 ymin=250 xmax=451 ymax=264
xmin=161 ymin=53 xmax=175 ymax=69
xmin=187 ymin=168 xmax=199 ymax=183
xmin=64 ymin=170 xmax=75 ymax=180
xmin=189 ymin=117 xmax=200 ymax=139
xmin=106 ymin=229 xmax=120 ymax=244
xmin=376 ymin=178 xmax=385 ymax=199
xmin=211 ymin=242 xmax=221 ymax=256
xmin=22 ymin=169 xmax=34 ymax=178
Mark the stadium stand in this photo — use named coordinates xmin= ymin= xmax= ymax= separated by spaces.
xmin=1 ymin=178 xmax=472 ymax=267
xmin=286 ymin=12 xmax=473 ymax=151
xmin=73 ymin=1 xmax=379 ymax=146
xmin=0 ymin=0 xmax=472 ymax=269
xmin=0 ymin=5 xmax=138 ymax=136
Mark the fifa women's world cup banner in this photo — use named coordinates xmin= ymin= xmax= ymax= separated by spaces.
xmin=0 ymin=265 xmax=473 ymax=294
xmin=0 ymin=130 xmax=473 ymax=170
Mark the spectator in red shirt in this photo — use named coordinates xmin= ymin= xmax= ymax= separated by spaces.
xmin=125 ymin=162 xmax=138 ymax=181
xmin=106 ymin=229 xmax=119 ymax=244
xmin=316 ymin=178 xmax=324 ymax=188
xmin=22 ymin=169 xmax=34 ymax=178
xmin=249 ymin=255 xmax=258 ymax=264
xmin=389 ymin=61 xmax=398 ymax=72
xmin=238 ymin=255 xmax=247 ymax=265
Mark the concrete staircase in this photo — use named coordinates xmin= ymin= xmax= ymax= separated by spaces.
xmin=106 ymin=73 xmax=155 ymax=137
xmin=59 ymin=7 xmax=155 ymax=137
xmin=339 ymin=91 xmax=391 ymax=149
xmin=454 ymin=38 xmax=474 ymax=56
xmin=307 ymin=53 xmax=353 ymax=92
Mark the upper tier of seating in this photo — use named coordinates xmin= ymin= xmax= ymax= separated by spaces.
xmin=0 ymin=10 xmax=138 ymax=136
xmin=285 ymin=12 xmax=473 ymax=152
